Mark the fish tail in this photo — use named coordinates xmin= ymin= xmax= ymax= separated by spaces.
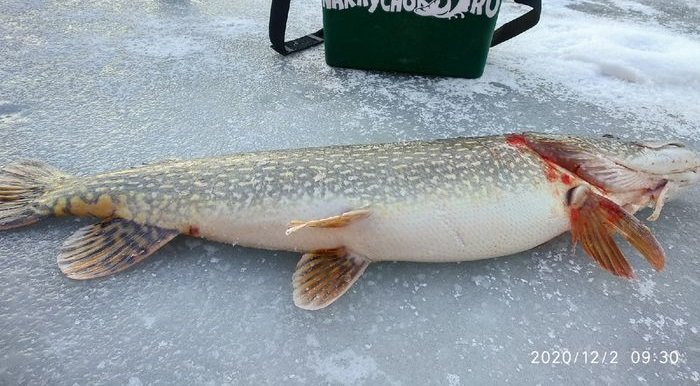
xmin=0 ymin=160 xmax=71 ymax=230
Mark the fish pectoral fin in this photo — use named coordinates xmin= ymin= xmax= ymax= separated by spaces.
xmin=293 ymin=247 xmax=370 ymax=310
xmin=286 ymin=208 xmax=370 ymax=235
xmin=568 ymin=185 xmax=665 ymax=279
xmin=57 ymin=219 xmax=179 ymax=280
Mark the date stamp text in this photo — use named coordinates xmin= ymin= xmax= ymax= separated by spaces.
xmin=529 ymin=350 xmax=682 ymax=365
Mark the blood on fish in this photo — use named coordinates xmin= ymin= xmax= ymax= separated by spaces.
xmin=505 ymin=133 xmax=528 ymax=148
xmin=188 ymin=225 xmax=200 ymax=237
xmin=507 ymin=134 xmax=558 ymax=182
xmin=507 ymin=134 xmax=574 ymax=186
xmin=569 ymin=207 xmax=580 ymax=223
xmin=544 ymin=163 xmax=558 ymax=182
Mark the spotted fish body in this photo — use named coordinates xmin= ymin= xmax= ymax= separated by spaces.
xmin=1 ymin=133 xmax=698 ymax=309
xmin=46 ymin=136 xmax=568 ymax=261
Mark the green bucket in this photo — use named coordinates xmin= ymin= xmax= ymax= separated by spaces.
xmin=270 ymin=0 xmax=540 ymax=78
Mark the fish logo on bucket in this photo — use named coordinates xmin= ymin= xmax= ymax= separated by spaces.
xmin=322 ymin=0 xmax=502 ymax=19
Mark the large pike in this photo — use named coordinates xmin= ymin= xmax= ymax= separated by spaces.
xmin=1 ymin=133 xmax=698 ymax=309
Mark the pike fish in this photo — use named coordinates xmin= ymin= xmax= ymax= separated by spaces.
xmin=1 ymin=133 xmax=698 ymax=309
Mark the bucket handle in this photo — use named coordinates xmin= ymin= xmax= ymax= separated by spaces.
xmin=270 ymin=0 xmax=542 ymax=56
xmin=491 ymin=0 xmax=541 ymax=47
xmin=269 ymin=0 xmax=323 ymax=56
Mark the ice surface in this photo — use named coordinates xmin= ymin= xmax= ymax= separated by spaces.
xmin=1 ymin=0 xmax=698 ymax=384
xmin=497 ymin=0 xmax=700 ymax=135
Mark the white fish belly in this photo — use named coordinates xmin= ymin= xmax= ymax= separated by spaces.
xmin=196 ymin=185 xmax=570 ymax=263
xmin=195 ymin=198 xmax=354 ymax=252
xmin=345 ymin=187 xmax=570 ymax=262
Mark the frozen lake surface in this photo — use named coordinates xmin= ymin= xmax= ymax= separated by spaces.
xmin=1 ymin=0 xmax=698 ymax=384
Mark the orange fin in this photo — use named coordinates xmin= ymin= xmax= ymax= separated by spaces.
xmin=293 ymin=247 xmax=370 ymax=310
xmin=57 ymin=219 xmax=179 ymax=279
xmin=568 ymin=185 xmax=665 ymax=278
xmin=286 ymin=208 xmax=370 ymax=235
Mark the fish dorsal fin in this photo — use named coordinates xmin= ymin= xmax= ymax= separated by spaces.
xmin=57 ymin=219 xmax=179 ymax=279
xmin=567 ymin=185 xmax=665 ymax=278
xmin=293 ymin=247 xmax=370 ymax=310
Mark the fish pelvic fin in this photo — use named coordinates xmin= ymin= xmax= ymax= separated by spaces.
xmin=57 ymin=219 xmax=179 ymax=279
xmin=0 ymin=160 xmax=70 ymax=230
xmin=286 ymin=208 xmax=370 ymax=235
xmin=293 ymin=247 xmax=370 ymax=310
xmin=567 ymin=185 xmax=665 ymax=279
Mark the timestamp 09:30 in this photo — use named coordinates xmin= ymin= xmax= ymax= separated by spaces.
xmin=529 ymin=350 xmax=682 ymax=365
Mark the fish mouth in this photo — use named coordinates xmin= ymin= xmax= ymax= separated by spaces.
xmin=623 ymin=140 xmax=700 ymax=176
xmin=614 ymin=141 xmax=700 ymax=204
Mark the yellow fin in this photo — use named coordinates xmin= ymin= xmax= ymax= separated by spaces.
xmin=0 ymin=160 xmax=68 ymax=229
xmin=57 ymin=219 xmax=179 ymax=279
xmin=286 ymin=208 xmax=370 ymax=235
xmin=293 ymin=247 xmax=370 ymax=310
xmin=568 ymin=185 xmax=665 ymax=279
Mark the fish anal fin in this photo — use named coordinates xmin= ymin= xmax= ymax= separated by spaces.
xmin=568 ymin=185 xmax=665 ymax=278
xmin=293 ymin=247 xmax=370 ymax=310
xmin=57 ymin=219 xmax=179 ymax=279
xmin=286 ymin=208 xmax=370 ymax=235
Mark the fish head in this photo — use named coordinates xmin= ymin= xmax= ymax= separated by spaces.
xmin=613 ymin=138 xmax=700 ymax=200
xmin=519 ymin=132 xmax=700 ymax=216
